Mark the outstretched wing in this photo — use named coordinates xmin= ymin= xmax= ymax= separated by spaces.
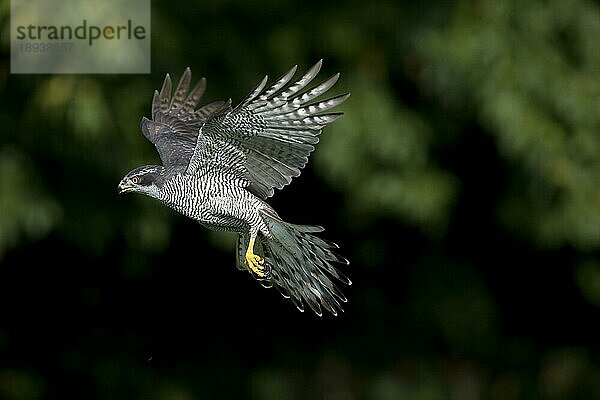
xmin=141 ymin=68 xmax=229 ymax=170
xmin=186 ymin=60 xmax=349 ymax=199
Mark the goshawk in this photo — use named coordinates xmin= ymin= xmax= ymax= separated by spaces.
xmin=118 ymin=61 xmax=350 ymax=316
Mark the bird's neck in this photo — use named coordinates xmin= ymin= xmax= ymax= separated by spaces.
xmin=140 ymin=183 xmax=162 ymax=200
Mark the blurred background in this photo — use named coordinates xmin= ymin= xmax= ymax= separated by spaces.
xmin=1 ymin=0 xmax=600 ymax=398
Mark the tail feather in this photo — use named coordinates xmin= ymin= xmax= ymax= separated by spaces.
xmin=236 ymin=209 xmax=350 ymax=316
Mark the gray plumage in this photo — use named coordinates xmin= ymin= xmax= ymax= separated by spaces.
xmin=118 ymin=60 xmax=350 ymax=316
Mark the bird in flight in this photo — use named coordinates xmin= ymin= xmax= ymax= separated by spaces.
xmin=118 ymin=60 xmax=350 ymax=316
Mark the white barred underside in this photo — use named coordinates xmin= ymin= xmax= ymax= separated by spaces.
xmin=159 ymin=173 xmax=269 ymax=235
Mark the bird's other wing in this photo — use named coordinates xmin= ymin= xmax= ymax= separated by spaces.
xmin=141 ymin=68 xmax=230 ymax=170
xmin=185 ymin=60 xmax=349 ymax=199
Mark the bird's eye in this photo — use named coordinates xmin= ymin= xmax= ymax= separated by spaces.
xmin=131 ymin=177 xmax=140 ymax=184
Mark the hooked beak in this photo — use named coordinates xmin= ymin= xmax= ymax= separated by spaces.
xmin=118 ymin=179 xmax=134 ymax=194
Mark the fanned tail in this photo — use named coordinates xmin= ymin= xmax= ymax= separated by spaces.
xmin=237 ymin=209 xmax=350 ymax=316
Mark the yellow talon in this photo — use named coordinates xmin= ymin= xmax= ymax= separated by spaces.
xmin=245 ymin=236 xmax=266 ymax=277
xmin=246 ymin=253 xmax=265 ymax=277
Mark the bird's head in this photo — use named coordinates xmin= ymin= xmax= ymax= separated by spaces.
xmin=118 ymin=165 xmax=164 ymax=198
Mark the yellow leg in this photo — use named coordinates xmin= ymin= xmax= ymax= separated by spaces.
xmin=245 ymin=235 xmax=266 ymax=277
